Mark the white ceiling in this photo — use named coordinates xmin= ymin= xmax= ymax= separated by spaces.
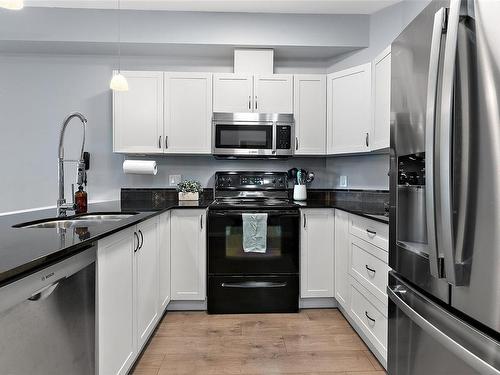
xmin=24 ymin=0 xmax=401 ymax=15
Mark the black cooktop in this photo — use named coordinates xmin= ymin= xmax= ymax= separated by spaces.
xmin=209 ymin=198 xmax=298 ymax=210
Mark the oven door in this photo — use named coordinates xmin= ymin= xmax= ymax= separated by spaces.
xmin=208 ymin=209 xmax=300 ymax=275
xmin=212 ymin=122 xmax=275 ymax=157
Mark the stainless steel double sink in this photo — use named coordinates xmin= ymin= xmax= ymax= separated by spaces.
xmin=15 ymin=213 xmax=137 ymax=229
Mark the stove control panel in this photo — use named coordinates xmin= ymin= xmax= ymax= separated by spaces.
xmin=215 ymin=172 xmax=288 ymax=190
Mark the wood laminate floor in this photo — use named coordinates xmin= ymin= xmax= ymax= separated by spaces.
xmin=131 ymin=308 xmax=387 ymax=375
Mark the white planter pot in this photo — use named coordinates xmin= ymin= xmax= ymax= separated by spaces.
xmin=178 ymin=192 xmax=199 ymax=201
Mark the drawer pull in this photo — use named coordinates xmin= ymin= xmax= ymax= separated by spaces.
xmin=365 ymin=265 xmax=376 ymax=274
xmin=366 ymin=229 xmax=377 ymax=236
xmin=365 ymin=311 xmax=376 ymax=324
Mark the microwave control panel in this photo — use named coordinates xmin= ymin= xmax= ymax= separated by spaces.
xmin=276 ymin=126 xmax=292 ymax=149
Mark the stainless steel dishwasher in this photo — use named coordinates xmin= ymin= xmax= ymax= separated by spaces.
xmin=0 ymin=246 xmax=96 ymax=375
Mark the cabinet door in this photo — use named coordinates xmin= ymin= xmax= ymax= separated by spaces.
xmin=254 ymin=74 xmax=293 ymax=113
xmin=334 ymin=209 xmax=350 ymax=309
xmin=213 ymin=73 xmax=253 ymax=112
xmin=300 ymin=209 xmax=335 ymax=298
xmin=136 ymin=218 xmax=159 ymax=350
xmin=372 ymin=46 xmax=391 ymax=150
xmin=97 ymin=228 xmax=136 ymax=375
xmin=171 ymin=209 xmax=206 ymax=301
xmin=113 ymin=71 xmax=164 ymax=154
xmin=158 ymin=211 xmax=171 ymax=311
xmin=293 ymin=75 xmax=326 ymax=155
xmin=327 ymin=63 xmax=372 ymax=154
xmin=164 ymin=72 xmax=212 ymax=154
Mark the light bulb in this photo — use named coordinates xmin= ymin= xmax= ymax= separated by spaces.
xmin=0 ymin=0 xmax=24 ymax=10
xmin=110 ymin=72 xmax=129 ymax=91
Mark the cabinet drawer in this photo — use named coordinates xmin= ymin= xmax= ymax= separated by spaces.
xmin=349 ymin=236 xmax=389 ymax=304
xmin=349 ymin=278 xmax=387 ymax=359
xmin=349 ymin=214 xmax=388 ymax=251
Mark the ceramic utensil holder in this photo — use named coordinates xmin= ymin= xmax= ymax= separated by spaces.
xmin=293 ymin=185 xmax=307 ymax=201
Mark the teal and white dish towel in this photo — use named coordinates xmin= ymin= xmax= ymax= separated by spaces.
xmin=242 ymin=213 xmax=268 ymax=253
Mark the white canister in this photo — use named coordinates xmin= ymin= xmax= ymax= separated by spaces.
xmin=293 ymin=185 xmax=307 ymax=201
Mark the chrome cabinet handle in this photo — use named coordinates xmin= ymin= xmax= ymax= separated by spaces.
xmin=158 ymin=135 xmax=162 ymax=149
xmin=200 ymin=214 xmax=203 ymax=230
xmin=365 ymin=265 xmax=376 ymax=274
xmin=425 ymin=7 xmax=446 ymax=279
xmin=138 ymin=230 xmax=144 ymax=249
xmin=248 ymin=96 xmax=251 ymax=110
xmin=255 ymin=96 xmax=258 ymax=110
xmin=365 ymin=311 xmax=376 ymax=324
xmin=134 ymin=231 xmax=140 ymax=253
xmin=303 ymin=214 xmax=306 ymax=228
xmin=366 ymin=229 xmax=377 ymax=236
xmin=295 ymin=137 xmax=299 ymax=150
xmin=165 ymin=136 xmax=168 ymax=149
xmin=365 ymin=132 xmax=369 ymax=147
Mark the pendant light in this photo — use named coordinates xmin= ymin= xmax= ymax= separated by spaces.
xmin=0 ymin=0 xmax=24 ymax=10
xmin=110 ymin=0 xmax=129 ymax=91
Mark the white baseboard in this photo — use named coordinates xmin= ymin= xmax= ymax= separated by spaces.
xmin=299 ymin=297 xmax=338 ymax=309
xmin=167 ymin=300 xmax=207 ymax=311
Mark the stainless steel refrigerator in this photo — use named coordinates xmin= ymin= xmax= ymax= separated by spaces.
xmin=388 ymin=0 xmax=500 ymax=374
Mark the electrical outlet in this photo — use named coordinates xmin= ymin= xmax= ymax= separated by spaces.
xmin=339 ymin=175 xmax=348 ymax=188
xmin=169 ymin=174 xmax=182 ymax=186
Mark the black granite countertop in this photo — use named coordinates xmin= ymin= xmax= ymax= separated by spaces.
xmin=0 ymin=199 xmax=212 ymax=287
xmin=293 ymin=200 xmax=389 ymax=224
xmin=0 ymin=192 xmax=387 ymax=287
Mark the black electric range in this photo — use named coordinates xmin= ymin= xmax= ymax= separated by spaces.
xmin=207 ymin=171 xmax=300 ymax=314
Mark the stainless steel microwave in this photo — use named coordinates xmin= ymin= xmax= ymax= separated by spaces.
xmin=212 ymin=112 xmax=294 ymax=158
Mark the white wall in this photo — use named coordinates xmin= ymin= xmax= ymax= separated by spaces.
xmin=0 ymin=54 xmax=328 ymax=214
xmin=326 ymin=154 xmax=389 ymax=190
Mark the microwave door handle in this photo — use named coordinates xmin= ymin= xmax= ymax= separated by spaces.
xmin=425 ymin=7 xmax=446 ymax=279
xmin=439 ymin=0 xmax=464 ymax=286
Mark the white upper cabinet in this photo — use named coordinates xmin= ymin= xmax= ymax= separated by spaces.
xmin=327 ymin=63 xmax=372 ymax=154
xmin=164 ymin=72 xmax=212 ymax=154
xmin=171 ymin=209 xmax=207 ymax=301
xmin=300 ymin=209 xmax=335 ymax=298
xmin=213 ymin=73 xmax=293 ymax=113
xmin=213 ymin=73 xmax=253 ymax=112
xmin=253 ymin=74 xmax=293 ymax=113
xmin=113 ymin=71 xmax=164 ymax=154
xmin=293 ymin=75 xmax=326 ymax=155
xmin=371 ymin=46 xmax=391 ymax=151
xmin=135 ymin=218 xmax=160 ymax=350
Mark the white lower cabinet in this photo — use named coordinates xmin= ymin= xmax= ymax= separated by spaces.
xmin=97 ymin=228 xmax=136 ymax=375
xmin=171 ymin=209 xmax=207 ymax=301
xmin=300 ymin=209 xmax=335 ymax=298
xmin=97 ymin=216 xmax=161 ymax=375
xmin=334 ymin=209 xmax=350 ymax=309
xmin=334 ymin=211 xmax=390 ymax=368
xmin=135 ymin=218 xmax=160 ymax=350
xmin=158 ymin=211 xmax=171 ymax=310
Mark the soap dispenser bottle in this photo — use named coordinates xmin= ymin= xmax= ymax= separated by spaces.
xmin=75 ymin=185 xmax=88 ymax=214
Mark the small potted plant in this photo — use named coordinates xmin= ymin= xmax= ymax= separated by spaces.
xmin=177 ymin=180 xmax=203 ymax=201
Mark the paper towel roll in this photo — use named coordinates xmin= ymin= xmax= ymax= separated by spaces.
xmin=123 ymin=160 xmax=158 ymax=175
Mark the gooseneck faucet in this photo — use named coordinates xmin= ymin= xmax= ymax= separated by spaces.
xmin=57 ymin=112 xmax=88 ymax=217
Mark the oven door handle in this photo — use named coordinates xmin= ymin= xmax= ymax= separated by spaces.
xmin=209 ymin=210 xmax=299 ymax=217
xmin=221 ymin=281 xmax=287 ymax=289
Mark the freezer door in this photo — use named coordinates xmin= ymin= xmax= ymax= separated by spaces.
xmin=388 ymin=272 xmax=500 ymax=375
xmin=436 ymin=0 xmax=500 ymax=333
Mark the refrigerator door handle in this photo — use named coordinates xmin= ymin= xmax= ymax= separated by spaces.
xmin=438 ymin=0 xmax=465 ymax=286
xmin=388 ymin=285 xmax=500 ymax=375
xmin=425 ymin=6 xmax=447 ymax=279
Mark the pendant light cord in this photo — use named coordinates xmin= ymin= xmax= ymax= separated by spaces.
xmin=117 ymin=0 xmax=122 ymax=72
